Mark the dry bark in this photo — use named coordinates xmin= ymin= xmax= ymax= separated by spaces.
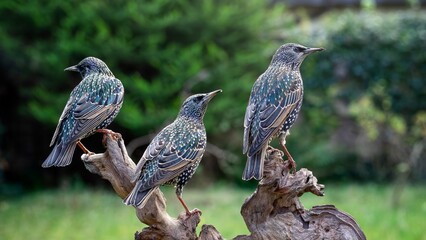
xmin=81 ymin=134 xmax=213 ymax=240
xmin=234 ymin=148 xmax=366 ymax=240
xmin=81 ymin=133 xmax=365 ymax=240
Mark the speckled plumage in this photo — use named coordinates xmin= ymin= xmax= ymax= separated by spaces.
xmin=242 ymin=43 xmax=323 ymax=180
xmin=124 ymin=90 xmax=221 ymax=212
xmin=42 ymin=57 xmax=124 ymax=168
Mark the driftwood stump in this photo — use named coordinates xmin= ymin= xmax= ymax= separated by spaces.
xmin=81 ymin=133 xmax=366 ymax=240
xmin=235 ymin=148 xmax=366 ymax=240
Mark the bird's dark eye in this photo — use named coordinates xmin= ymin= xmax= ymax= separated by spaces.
xmin=294 ymin=47 xmax=304 ymax=52
xmin=195 ymin=96 xmax=204 ymax=102
xmin=78 ymin=64 xmax=87 ymax=71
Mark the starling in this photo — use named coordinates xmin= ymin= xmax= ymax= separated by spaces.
xmin=124 ymin=89 xmax=221 ymax=214
xmin=42 ymin=57 xmax=124 ymax=168
xmin=242 ymin=43 xmax=323 ymax=180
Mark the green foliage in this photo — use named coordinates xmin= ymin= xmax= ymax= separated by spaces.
xmin=0 ymin=0 xmax=297 ymax=184
xmin=0 ymin=0 xmax=291 ymax=136
xmin=1 ymin=184 xmax=425 ymax=239
xmin=289 ymin=10 xmax=426 ymax=181
xmin=317 ymin=11 xmax=426 ymax=114
xmin=1 ymin=0 xmax=425 ymax=183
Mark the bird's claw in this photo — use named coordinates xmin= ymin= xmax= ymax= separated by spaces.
xmin=81 ymin=151 xmax=95 ymax=159
xmin=287 ymin=158 xmax=297 ymax=173
xmin=188 ymin=208 xmax=202 ymax=216
xmin=96 ymin=129 xmax=121 ymax=146
xmin=181 ymin=208 xmax=202 ymax=220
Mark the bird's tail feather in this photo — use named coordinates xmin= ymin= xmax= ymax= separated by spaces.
xmin=242 ymin=150 xmax=264 ymax=181
xmin=123 ymin=182 xmax=156 ymax=209
xmin=42 ymin=142 xmax=76 ymax=168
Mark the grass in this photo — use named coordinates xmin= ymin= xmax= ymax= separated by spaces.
xmin=0 ymin=183 xmax=425 ymax=240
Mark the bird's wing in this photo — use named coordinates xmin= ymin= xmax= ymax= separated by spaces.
xmin=50 ymin=97 xmax=74 ymax=146
xmin=243 ymin=102 xmax=255 ymax=154
xmin=132 ymin=136 xmax=166 ymax=182
xmin=259 ymin=86 xmax=302 ymax=129
xmin=243 ymin=78 xmax=263 ymax=154
xmin=136 ymin=128 xmax=206 ymax=191
xmin=248 ymin=73 xmax=302 ymax=156
xmin=69 ymin=78 xmax=124 ymax=142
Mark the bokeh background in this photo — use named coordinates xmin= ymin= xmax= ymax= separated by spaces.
xmin=1 ymin=0 xmax=425 ymax=239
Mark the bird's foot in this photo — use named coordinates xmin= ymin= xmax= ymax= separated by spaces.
xmin=287 ymin=157 xmax=297 ymax=173
xmin=188 ymin=208 xmax=202 ymax=216
xmin=179 ymin=208 xmax=202 ymax=221
xmin=178 ymin=208 xmax=202 ymax=228
xmin=96 ymin=129 xmax=122 ymax=146
xmin=81 ymin=151 xmax=95 ymax=162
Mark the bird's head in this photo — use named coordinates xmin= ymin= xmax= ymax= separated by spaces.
xmin=65 ymin=57 xmax=114 ymax=78
xmin=271 ymin=43 xmax=324 ymax=69
xmin=178 ymin=89 xmax=222 ymax=121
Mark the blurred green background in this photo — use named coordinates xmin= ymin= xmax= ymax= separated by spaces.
xmin=0 ymin=0 xmax=425 ymax=239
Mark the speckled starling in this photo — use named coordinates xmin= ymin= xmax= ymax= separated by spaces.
xmin=242 ymin=43 xmax=323 ymax=180
xmin=42 ymin=57 xmax=124 ymax=168
xmin=124 ymin=90 xmax=221 ymax=214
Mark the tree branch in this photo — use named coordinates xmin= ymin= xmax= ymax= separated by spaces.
xmin=81 ymin=133 xmax=220 ymax=239
xmin=81 ymin=133 xmax=365 ymax=240
xmin=235 ymin=147 xmax=366 ymax=240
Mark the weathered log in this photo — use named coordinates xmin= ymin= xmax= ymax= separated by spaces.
xmin=235 ymin=147 xmax=366 ymax=240
xmin=81 ymin=133 xmax=365 ymax=240
xmin=81 ymin=133 xmax=220 ymax=240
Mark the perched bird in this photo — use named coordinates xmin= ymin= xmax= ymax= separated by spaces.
xmin=42 ymin=57 xmax=124 ymax=168
xmin=242 ymin=43 xmax=323 ymax=180
xmin=124 ymin=90 xmax=221 ymax=214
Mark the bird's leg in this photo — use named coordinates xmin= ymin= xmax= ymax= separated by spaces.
xmin=279 ymin=133 xmax=296 ymax=171
xmin=177 ymin=194 xmax=191 ymax=215
xmin=77 ymin=141 xmax=92 ymax=154
xmin=176 ymin=193 xmax=202 ymax=217
xmin=96 ymin=129 xmax=122 ymax=146
xmin=281 ymin=144 xmax=296 ymax=171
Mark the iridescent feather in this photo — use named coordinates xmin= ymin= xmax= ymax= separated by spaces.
xmin=42 ymin=57 xmax=124 ymax=168
xmin=124 ymin=90 xmax=221 ymax=212
xmin=242 ymin=43 xmax=323 ymax=180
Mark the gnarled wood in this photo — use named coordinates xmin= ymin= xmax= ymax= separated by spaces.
xmin=81 ymin=133 xmax=221 ymax=240
xmin=81 ymin=133 xmax=365 ymax=240
xmin=235 ymin=147 xmax=366 ymax=240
